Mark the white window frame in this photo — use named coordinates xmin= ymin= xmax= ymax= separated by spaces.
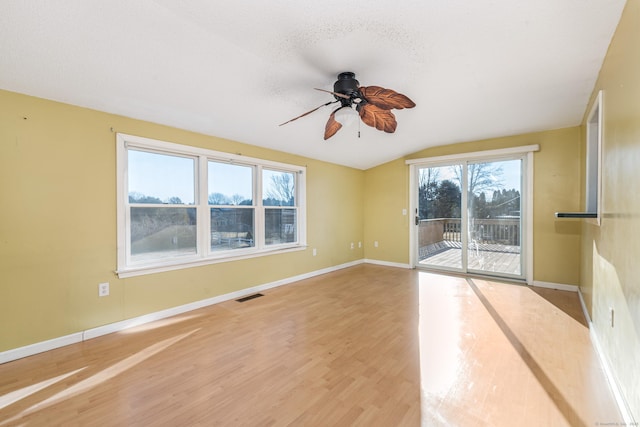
xmin=116 ymin=133 xmax=307 ymax=278
xmin=585 ymin=90 xmax=603 ymax=225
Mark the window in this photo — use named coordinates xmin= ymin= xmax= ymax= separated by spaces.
xmin=128 ymin=150 xmax=197 ymax=263
xmin=116 ymin=133 xmax=306 ymax=277
xmin=585 ymin=90 xmax=603 ymax=225
xmin=208 ymin=161 xmax=255 ymax=252
xmin=263 ymin=169 xmax=297 ymax=246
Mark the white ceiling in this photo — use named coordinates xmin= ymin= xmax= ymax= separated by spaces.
xmin=0 ymin=0 xmax=626 ymax=169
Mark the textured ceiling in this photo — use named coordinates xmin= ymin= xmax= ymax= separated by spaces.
xmin=0 ymin=0 xmax=626 ymax=169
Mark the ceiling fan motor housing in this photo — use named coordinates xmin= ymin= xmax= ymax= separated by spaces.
xmin=333 ymin=72 xmax=361 ymax=107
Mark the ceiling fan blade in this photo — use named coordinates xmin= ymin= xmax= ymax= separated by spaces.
xmin=279 ymin=100 xmax=338 ymax=126
xmin=359 ymin=103 xmax=397 ymax=133
xmin=314 ymin=88 xmax=351 ymax=100
xmin=359 ymin=86 xmax=416 ymax=110
xmin=324 ymin=108 xmax=343 ymax=140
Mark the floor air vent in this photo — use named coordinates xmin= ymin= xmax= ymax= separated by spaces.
xmin=236 ymin=293 xmax=264 ymax=303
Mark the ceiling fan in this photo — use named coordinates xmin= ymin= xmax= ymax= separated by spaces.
xmin=279 ymin=72 xmax=416 ymax=140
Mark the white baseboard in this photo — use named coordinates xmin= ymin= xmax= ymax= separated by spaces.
xmin=0 ymin=333 xmax=84 ymax=365
xmin=363 ymin=259 xmax=412 ymax=269
xmin=532 ymin=280 xmax=579 ymax=292
xmin=577 ymin=288 xmax=635 ymax=425
xmin=577 ymin=286 xmax=593 ymax=324
xmin=1 ymin=259 xmax=365 ymax=364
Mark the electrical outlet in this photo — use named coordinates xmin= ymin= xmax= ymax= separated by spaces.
xmin=358 ymin=241 xmax=362 ymax=248
xmin=350 ymin=242 xmax=354 ymax=249
xmin=312 ymin=248 xmax=317 ymax=256
xmin=374 ymin=241 xmax=379 ymax=247
xmin=98 ymin=282 xmax=110 ymax=297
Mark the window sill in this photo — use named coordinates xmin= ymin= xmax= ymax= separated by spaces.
xmin=116 ymin=245 xmax=307 ymax=278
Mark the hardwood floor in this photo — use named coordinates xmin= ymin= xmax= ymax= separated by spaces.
xmin=0 ymin=265 xmax=623 ymax=426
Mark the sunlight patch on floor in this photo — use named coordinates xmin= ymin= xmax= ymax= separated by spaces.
xmin=0 ymin=368 xmax=86 ymax=411
xmin=119 ymin=313 xmax=201 ymax=334
xmin=3 ymin=328 xmax=200 ymax=423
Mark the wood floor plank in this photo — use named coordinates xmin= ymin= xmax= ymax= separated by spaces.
xmin=0 ymin=265 xmax=623 ymax=426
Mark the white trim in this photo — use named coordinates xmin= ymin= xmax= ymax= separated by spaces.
xmin=0 ymin=333 xmax=83 ymax=365
xmin=408 ymin=164 xmax=418 ymax=268
xmin=363 ymin=259 xmax=412 ymax=269
xmin=119 ymin=133 xmax=305 ymax=172
xmin=577 ymin=287 xmax=592 ymax=324
xmin=405 ymin=144 xmax=540 ymax=165
xmin=116 ymin=245 xmax=306 ymax=278
xmin=532 ymin=280 xmax=579 ymax=292
xmin=525 ymin=151 xmax=534 ymax=285
xmin=0 ymin=260 xmax=364 ymax=364
xmin=578 ymin=286 xmax=592 ymax=329
xmin=577 ymin=289 xmax=635 ymax=425
xmin=461 ymin=164 xmax=469 ymax=271
xmin=585 ymin=90 xmax=603 ymax=226
xmin=116 ymin=133 xmax=307 ymax=278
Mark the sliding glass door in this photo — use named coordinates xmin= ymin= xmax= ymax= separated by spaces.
xmin=415 ymin=157 xmax=525 ymax=280
xmin=416 ymin=164 xmax=463 ymax=271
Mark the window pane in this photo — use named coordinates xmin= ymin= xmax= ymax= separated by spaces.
xmin=265 ymin=208 xmax=297 ymax=245
xmin=130 ymin=207 xmax=197 ymax=261
xmin=210 ymin=208 xmax=255 ymax=252
xmin=263 ymin=170 xmax=295 ymax=206
xmin=467 ymin=159 xmax=522 ymax=276
xmin=417 ymin=165 xmax=462 ymax=270
xmin=128 ymin=150 xmax=195 ymax=204
xmin=208 ymin=161 xmax=253 ymax=206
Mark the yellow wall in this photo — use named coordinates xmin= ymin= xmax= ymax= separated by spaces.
xmin=365 ymin=127 xmax=583 ymax=284
xmin=0 ymin=90 xmax=364 ymax=352
xmin=363 ymin=159 xmax=411 ymax=264
xmin=581 ymin=0 xmax=640 ymax=419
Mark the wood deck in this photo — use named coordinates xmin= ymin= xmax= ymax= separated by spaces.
xmin=419 ymin=242 xmax=521 ymax=275
xmin=0 ymin=265 xmax=622 ymax=426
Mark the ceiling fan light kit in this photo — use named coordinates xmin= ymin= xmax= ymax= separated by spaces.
xmin=333 ymin=106 xmax=359 ymax=126
xmin=280 ymin=72 xmax=415 ymax=140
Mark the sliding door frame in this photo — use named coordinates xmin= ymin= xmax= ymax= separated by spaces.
xmin=407 ymin=145 xmax=538 ymax=285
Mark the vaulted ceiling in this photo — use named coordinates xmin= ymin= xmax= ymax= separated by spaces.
xmin=0 ymin=0 xmax=626 ymax=169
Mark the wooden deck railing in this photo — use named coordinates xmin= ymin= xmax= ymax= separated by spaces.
xmin=419 ymin=217 xmax=520 ymax=247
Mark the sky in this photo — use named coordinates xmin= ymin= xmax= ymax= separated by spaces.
xmin=128 ymin=150 xmax=196 ymax=203
xmin=129 ymin=149 xmax=522 ymax=204
xmin=128 ymin=150 xmax=286 ymax=204
xmin=494 ymin=159 xmax=521 ymax=192
xmin=420 ymin=159 xmax=522 ymax=199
